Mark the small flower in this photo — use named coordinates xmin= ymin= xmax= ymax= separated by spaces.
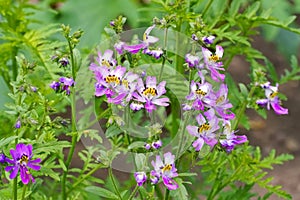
xmin=187 ymin=109 xmax=219 ymax=151
xmin=151 ymin=152 xmax=178 ymax=190
xmin=144 ymin=143 xmax=151 ymax=150
xmin=123 ymin=25 xmax=159 ymax=54
xmin=185 ymin=53 xmax=200 ymax=68
xmin=5 ymin=143 xmax=41 ymax=184
xmin=0 ymin=153 xmax=7 ymax=163
xmin=212 ymin=84 xmax=235 ymax=120
xmin=134 ymin=172 xmax=147 ymax=186
xmin=202 ymin=45 xmax=225 ymax=82
xmin=59 ymin=57 xmax=69 ymax=67
xmin=192 ymin=34 xmax=199 ymax=41
xmin=185 ymin=80 xmax=214 ymax=111
xmin=131 ymin=76 xmax=169 ymax=113
xmin=144 ymin=48 xmax=164 ymax=59
xmin=89 ymin=50 xmax=117 ymax=71
xmin=151 ymin=140 xmax=162 ymax=149
xmin=15 ymin=119 xmax=21 ymax=129
xmin=30 ymin=86 xmax=37 ymax=92
xmin=59 ymin=77 xmax=75 ymax=95
xmin=256 ymin=82 xmax=288 ymax=115
xmin=50 ymin=81 xmax=60 ymax=91
xmin=114 ymin=41 xmax=125 ymax=55
xmin=202 ymin=35 xmax=215 ymax=45
xmin=219 ymin=122 xmax=247 ymax=152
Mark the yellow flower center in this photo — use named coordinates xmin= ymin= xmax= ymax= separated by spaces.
xmin=143 ymin=87 xmax=157 ymax=97
xmin=198 ymin=123 xmax=211 ymax=133
xmin=162 ymin=164 xmax=172 ymax=173
xmin=195 ymin=89 xmax=207 ymax=96
xmin=19 ymin=154 xmax=29 ymax=165
xmin=122 ymin=79 xmax=129 ymax=89
xmin=101 ymin=59 xmax=113 ymax=67
xmin=143 ymin=33 xmax=148 ymax=41
xmin=105 ymin=75 xmax=120 ymax=85
xmin=270 ymin=92 xmax=278 ymax=98
xmin=216 ymin=95 xmax=225 ymax=104
xmin=209 ymin=55 xmax=220 ymax=62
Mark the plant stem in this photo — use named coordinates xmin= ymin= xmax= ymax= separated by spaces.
xmin=12 ymin=47 xmax=18 ymax=81
xmin=158 ymin=27 xmax=168 ymax=82
xmin=13 ymin=177 xmax=17 ymax=200
xmin=232 ymin=85 xmax=256 ymax=130
xmin=128 ymin=185 xmax=139 ymax=200
xmin=202 ymin=0 xmax=214 ymax=16
xmin=61 ymin=35 xmax=78 ymax=200
xmin=67 ymin=164 xmax=104 ymax=195
xmin=21 ymin=184 xmax=27 ymax=200
xmin=108 ymin=166 xmax=122 ymax=200
xmin=164 ymin=188 xmax=170 ymax=200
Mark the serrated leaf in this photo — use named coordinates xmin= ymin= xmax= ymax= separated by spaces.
xmin=105 ymin=124 xmax=123 ymax=138
xmin=85 ymin=186 xmax=120 ymax=199
xmin=239 ymin=83 xmax=249 ymax=96
xmin=0 ymin=136 xmax=18 ymax=148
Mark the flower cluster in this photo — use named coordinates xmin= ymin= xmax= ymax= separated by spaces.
xmin=4 ymin=143 xmax=41 ymax=184
xmin=184 ymin=35 xmax=247 ymax=152
xmin=50 ymin=77 xmax=75 ymax=95
xmin=256 ymin=82 xmax=288 ymax=115
xmin=134 ymin=152 xmax=178 ymax=190
xmin=89 ymin=47 xmax=169 ymax=113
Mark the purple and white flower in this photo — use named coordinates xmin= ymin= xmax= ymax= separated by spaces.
xmin=185 ymin=53 xmax=200 ymax=68
xmin=184 ymin=80 xmax=214 ymax=111
xmin=202 ymin=35 xmax=215 ymax=45
xmin=212 ymin=84 xmax=235 ymax=120
xmin=134 ymin=172 xmax=147 ymax=186
xmin=202 ymin=45 xmax=225 ymax=82
xmin=123 ymin=25 xmax=159 ymax=54
xmin=150 ymin=152 xmax=178 ymax=190
xmin=89 ymin=50 xmax=117 ymax=71
xmin=256 ymin=82 xmax=288 ymax=115
xmin=151 ymin=140 xmax=162 ymax=149
xmin=59 ymin=77 xmax=75 ymax=95
xmin=187 ymin=109 xmax=219 ymax=151
xmin=219 ymin=121 xmax=247 ymax=152
xmin=130 ymin=76 xmax=169 ymax=113
xmin=5 ymin=143 xmax=41 ymax=184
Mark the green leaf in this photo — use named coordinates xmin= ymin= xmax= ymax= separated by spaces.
xmin=245 ymin=1 xmax=260 ymax=18
xmin=85 ymin=186 xmax=120 ymax=199
xmin=0 ymin=136 xmax=18 ymax=148
xmin=238 ymin=83 xmax=249 ymax=97
xmin=128 ymin=141 xmax=146 ymax=150
xmin=0 ymin=77 xmax=11 ymax=110
xmin=170 ymin=178 xmax=188 ymax=200
xmin=105 ymin=124 xmax=123 ymax=138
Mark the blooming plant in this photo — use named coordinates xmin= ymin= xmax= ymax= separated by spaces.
xmin=1 ymin=0 xmax=300 ymax=200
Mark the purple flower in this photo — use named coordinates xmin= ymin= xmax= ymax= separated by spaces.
xmin=114 ymin=42 xmax=125 ymax=55
xmin=15 ymin=119 xmax=21 ymax=129
xmin=187 ymin=109 xmax=219 ymax=151
xmin=202 ymin=35 xmax=215 ymax=45
xmin=131 ymin=76 xmax=169 ymax=113
xmin=50 ymin=81 xmax=60 ymax=91
xmin=185 ymin=53 xmax=200 ymax=68
xmin=0 ymin=153 xmax=7 ymax=163
xmin=93 ymin=66 xmax=126 ymax=99
xmin=59 ymin=77 xmax=75 ymax=95
xmin=152 ymin=140 xmax=162 ymax=149
xmin=151 ymin=152 xmax=178 ymax=190
xmin=184 ymin=80 xmax=214 ymax=111
xmin=212 ymin=84 xmax=235 ymax=120
xmin=134 ymin=172 xmax=147 ymax=186
xmin=5 ymin=143 xmax=41 ymax=184
xmin=144 ymin=48 xmax=164 ymax=59
xmin=89 ymin=50 xmax=117 ymax=71
xmin=202 ymin=45 xmax=225 ymax=82
xmin=192 ymin=34 xmax=199 ymax=41
xmin=219 ymin=122 xmax=247 ymax=152
xmin=144 ymin=143 xmax=151 ymax=150
xmin=256 ymin=82 xmax=288 ymax=115
xmin=59 ymin=57 xmax=69 ymax=67
xmin=123 ymin=25 xmax=159 ymax=54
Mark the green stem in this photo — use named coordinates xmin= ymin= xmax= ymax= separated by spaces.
xmin=109 ymin=166 xmax=122 ymax=200
xmin=12 ymin=47 xmax=18 ymax=81
xmin=155 ymin=184 xmax=163 ymax=199
xmin=175 ymin=20 xmax=183 ymax=74
xmin=202 ymin=0 xmax=214 ymax=16
xmin=164 ymin=188 xmax=170 ymax=200
xmin=158 ymin=27 xmax=168 ymax=82
xmin=61 ymin=35 xmax=78 ymax=200
xmin=21 ymin=184 xmax=27 ymax=200
xmin=67 ymin=164 xmax=104 ymax=195
xmin=232 ymin=85 xmax=256 ymax=130
xmin=13 ymin=177 xmax=17 ymax=200
xmin=128 ymin=185 xmax=139 ymax=200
